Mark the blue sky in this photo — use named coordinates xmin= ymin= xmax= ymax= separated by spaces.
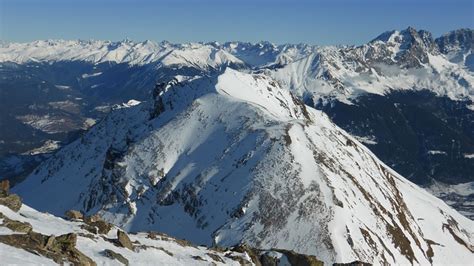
xmin=1 ymin=0 xmax=472 ymax=45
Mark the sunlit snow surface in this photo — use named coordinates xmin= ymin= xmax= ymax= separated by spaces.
xmin=0 ymin=40 xmax=245 ymax=69
xmin=13 ymin=69 xmax=474 ymax=265
xmin=0 ymin=204 xmax=248 ymax=265
xmin=1 ymin=36 xmax=472 ymax=104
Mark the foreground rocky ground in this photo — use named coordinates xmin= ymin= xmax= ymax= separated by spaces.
xmin=0 ymin=180 xmax=371 ymax=265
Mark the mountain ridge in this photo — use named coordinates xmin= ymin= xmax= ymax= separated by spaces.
xmin=12 ymin=68 xmax=474 ymax=264
xmin=1 ymin=27 xmax=471 ymax=67
xmin=2 ymin=27 xmax=474 ymax=237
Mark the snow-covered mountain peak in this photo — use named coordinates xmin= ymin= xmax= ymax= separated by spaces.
xmin=5 ymin=29 xmax=470 ymax=106
xmin=267 ymin=28 xmax=473 ymax=104
xmin=0 ymin=39 xmax=245 ymax=69
xmin=365 ymin=27 xmax=438 ymax=68
xmin=159 ymin=45 xmax=245 ymax=69
xmin=0 ymin=39 xmax=162 ymax=65
xmin=436 ymin=28 xmax=474 ymax=53
xmin=435 ymin=28 xmax=474 ymax=71
xmin=372 ymin=27 xmax=435 ymax=48
xmin=13 ymin=66 xmax=474 ymax=264
xmin=149 ymin=68 xmax=310 ymax=124
xmin=219 ymin=41 xmax=282 ymax=67
xmin=215 ymin=69 xmax=311 ymax=121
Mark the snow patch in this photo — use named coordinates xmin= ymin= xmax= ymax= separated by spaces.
xmin=354 ymin=135 xmax=378 ymax=145
xmin=22 ymin=140 xmax=61 ymax=155
xmin=55 ymin=85 xmax=71 ymax=90
xmin=81 ymin=72 xmax=102 ymax=78
xmin=427 ymin=150 xmax=447 ymax=155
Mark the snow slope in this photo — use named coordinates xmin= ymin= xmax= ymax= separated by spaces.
xmin=0 ymin=202 xmax=252 ymax=265
xmin=14 ymin=68 xmax=474 ymax=265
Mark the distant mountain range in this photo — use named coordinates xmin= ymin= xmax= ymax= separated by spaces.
xmin=0 ymin=27 xmax=473 ymax=264
xmin=1 ymin=27 xmax=472 ymax=218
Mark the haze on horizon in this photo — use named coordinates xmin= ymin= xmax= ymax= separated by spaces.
xmin=1 ymin=0 xmax=473 ymax=45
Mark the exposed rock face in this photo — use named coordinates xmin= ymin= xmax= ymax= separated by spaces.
xmin=333 ymin=261 xmax=372 ymax=266
xmin=436 ymin=28 xmax=474 ymax=54
xmin=0 ymin=212 xmax=33 ymax=233
xmin=84 ymin=214 xmax=102 ymax=223
xmin=260 ymin=254 xmax=277 ymax=266
xmin=65 ymin=210 xmax=84 ymax=220
xmin=117 ymin=230 xmax=134 ymax=250
xmin=369 ymin=27 xmax=439 ymax=68
xmin=0 ymin=231 xmax=96 ymax=265
xmin=260 ymin=249 xmax=324 ymax=266
xmin=275 ymin=249 xmax=324 ymax=266
xmin=3 ymin=219 xmax=32 ymax=233
xmin=0 ymin=180 xmax=22 ymax=212
xmin=0 ymin=180 xmax=9 ymax=196
xmin=0 ymin=194 xmax=22 ymax=212
xmin=150 ymin=81 xmax=169 ymax=119
xmin=102 ymin=249 xmax=129 ymax=265
xmin=81 ymin=215 xmax=113 ymax=235
xmin=233 ymin=244 xmax=325 ymax=266
xmin=435 ymin=28 xmax=474 ymax=71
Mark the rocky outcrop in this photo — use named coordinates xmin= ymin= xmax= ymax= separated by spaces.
xmin=150 ymin=82 xmax=167 ymax=119
xmin=65 ymin=210 xmax=83 ymax=220
xmin=0 ymin=212 xmax=32 ymax=233
xmin=0 ymin=180 xmax=22 ymax=212
xmin=369 ymin=26 xmax=439 ymax=68
xmin=333 ymin=261 xmax=372 ymax=266
xmin=102 ymin=249 xmax=129 ymax=265
xmin=0 ymin=194 xmax=22 ymax=212
xmin=435 ymin=28 xmax=474 ymax=54
xmin=0 ymin=231 xmax=95 ymax=265
xmin=232 ymin=244 xmax=325 ymax=266
xmin=272 ymin=249 xmax=324 ymax=266
xmin=0 ymin=180 xmax=10 ymax=196
xmin=117 ymin=230 xmax=134 ymax=250
xmin=81 ymin=214 xmax=113 ymax=235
